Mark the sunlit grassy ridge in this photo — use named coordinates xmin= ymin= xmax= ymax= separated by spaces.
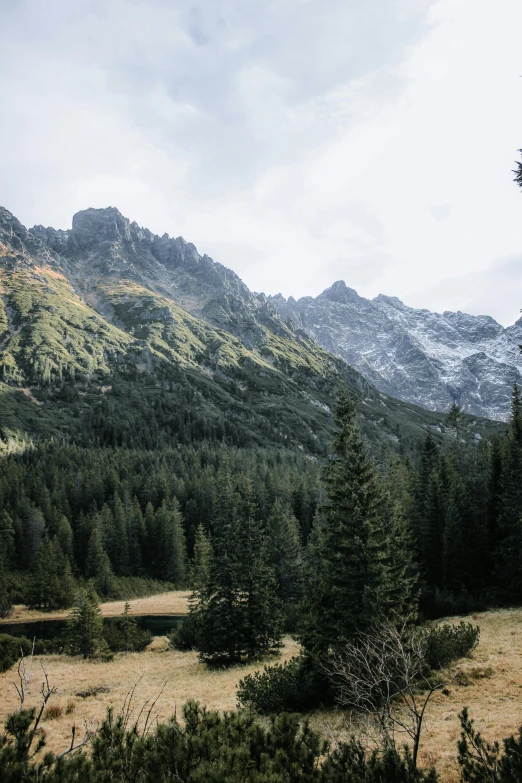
xmin=0 ymin=242 xmax=505 ymax=454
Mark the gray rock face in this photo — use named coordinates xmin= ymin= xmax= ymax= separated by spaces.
xmin=31 ymin=207 xmax=285 ymax=350
xmin=269 ymin=281 xmax=522 ymax=420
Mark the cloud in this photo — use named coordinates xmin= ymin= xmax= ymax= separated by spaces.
xmin=0 ymin=0 xmax=521 ymax=328
xmin=428 ymin=204 xmax=452 ymax=222
xmin=411 ymin=253 xmax=522 ymax=327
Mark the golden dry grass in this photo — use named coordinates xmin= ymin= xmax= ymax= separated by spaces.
xmin=0 ymin=635 xmax=300 ymax=756
xmin=0 ymin=591 xmax=190 ymax=624
xmin=311 ymin=608 xmax=522 ymax=782
xmin=1 ymin=608 xmax=522 ymax=780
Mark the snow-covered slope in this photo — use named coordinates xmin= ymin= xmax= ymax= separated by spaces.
xmin=269 ymin=281 xmax=522 ymax=420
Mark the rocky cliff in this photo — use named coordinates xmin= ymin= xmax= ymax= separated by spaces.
xmin=269 ymin=281 xmax=522 ymax=420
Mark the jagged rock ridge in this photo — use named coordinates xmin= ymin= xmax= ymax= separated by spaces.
xmin=269 ymin=281 xmax=522 ymax=420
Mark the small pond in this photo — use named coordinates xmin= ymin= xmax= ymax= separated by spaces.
xmin=1 ymin=614 xmax=184 ymax=641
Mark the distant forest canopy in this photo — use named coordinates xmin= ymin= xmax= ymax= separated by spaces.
xmin=0 ymin=383 xmax=521 ymax=620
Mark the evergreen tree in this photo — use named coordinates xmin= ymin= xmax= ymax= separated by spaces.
xmin=266 ymin=499 xmax=304 ymax=616
xmin=190 ymin=523 xmax=213 ymax=598
xmin=497 ymin=384 xmax=522 ymax=599
xmin=195 ymin=471 xmax=282 ymax=665
xmin=55 ymin=515 xmax=74 ymax=562
xmin=28 ymin=538 xmax=76 ymax=610
xmin=156 ymin=499 xmax=188 ymax=585
xmin=300 ymin=390 xmax=418 ymax=656
xmin=85 ymin=527 xmax=114 ymax=598
xmin=0 ymin=512 xmax=15 ymax=569
xmin=0 ymin=557 xmax=12 ymax=619
xmin=120 ymin=601 xmax=138 ymax=652
xmin=28 ymin=538 xmax=59 ymax=610
xmin=67 ymin=586 xmax=105 ymax=658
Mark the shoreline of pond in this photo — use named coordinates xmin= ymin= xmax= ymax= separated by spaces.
xmin=1 ymin=614 xmax=185 ymax=640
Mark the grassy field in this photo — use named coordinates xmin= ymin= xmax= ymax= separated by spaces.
xmin=1 ymin=608 xmax=522 ymax=781
xmin=312 ymin=608 xmax=522 ymax=782
xmin=0 ymin=591 xmax=191 ymax=624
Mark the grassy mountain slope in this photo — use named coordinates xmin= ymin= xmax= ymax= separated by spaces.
xmin=0 ymin=207 xmax=504 ymax=455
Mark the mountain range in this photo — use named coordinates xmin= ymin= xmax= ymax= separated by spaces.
xmin=0 ymin=206 xmax=504 ymax=454
xmin=269 ymin=283 xmax=522 ymax=421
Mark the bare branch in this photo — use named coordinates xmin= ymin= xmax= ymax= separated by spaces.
xmin=324 ymin=619 xmax=450 ymax=770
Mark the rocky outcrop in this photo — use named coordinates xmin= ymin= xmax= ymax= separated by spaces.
xmin=269 ymin=282 xmax=522 ymax=420
xmin=31 ymin=207 xmax=288 ymax=350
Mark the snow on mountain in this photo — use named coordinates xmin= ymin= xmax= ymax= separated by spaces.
xmin=269 ymin=282 xmax=522 ymax=420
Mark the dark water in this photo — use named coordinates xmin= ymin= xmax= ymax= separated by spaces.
xmin=1 ymin=614 xmax=184 ymax=641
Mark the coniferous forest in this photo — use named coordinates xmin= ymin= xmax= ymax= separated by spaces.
xmin=1 ymin=385 xmax=521 ymax=623
xmin=0 ymin=151 xmax=521 ymax=783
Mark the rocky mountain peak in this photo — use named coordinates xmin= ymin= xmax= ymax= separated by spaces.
xmin=269 ymin=283 xmax=522 ymax=420
xmin=0 ymin=206 xmax=54 ymax=263
xmin=318 ymin=280 xmax=361 ymax=305
xmin=24 ymin=205 xmax=294 ymax=351
xmin=70 ymin=206 xmax=133 ymax=248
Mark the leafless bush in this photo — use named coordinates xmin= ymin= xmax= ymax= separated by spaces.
xmin=325 ymin=619 xmax=451 ymax=769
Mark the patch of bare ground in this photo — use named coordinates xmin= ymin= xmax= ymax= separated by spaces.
xmin=312 ymin=608 xmax=522 ymax=782
xmin=0 ymin=591 xmax=190 ymax=625
xmin=0 ymin=636 xmax=300 ymax=756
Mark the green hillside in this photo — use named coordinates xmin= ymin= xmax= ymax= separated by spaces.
xmin=0 ymin=207 xmax=504 ymax=456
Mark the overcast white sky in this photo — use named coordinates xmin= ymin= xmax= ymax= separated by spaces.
xmin=1 ymin=0 xmax=521 ymax=325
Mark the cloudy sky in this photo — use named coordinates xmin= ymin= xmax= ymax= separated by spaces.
xmin=1 ymin=0 xmax=521 ymax=325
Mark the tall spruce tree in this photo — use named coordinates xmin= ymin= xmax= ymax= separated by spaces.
xmin=86 ymin=527 xmax=114 ymax=598
xmin=300 ymin=390 xmax=418 ymax=657
xmin=266 ymin=499 xmax=304 ymax=619
xmin=195 ymin=469 xmax=282 ymax=665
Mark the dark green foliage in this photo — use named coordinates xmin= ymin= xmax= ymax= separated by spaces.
xmin=267 ymin=499 xmax=304 ymax=629
xmin=168 ymin=613 xmax=200 ymax=651
xmin=321 ymin=742 xmax=439 ymax=782
xmin=0 ymin=634 xmax=32 ymax=673
xmin=237 ymin=653 xmax=327 ymax=714
xmin=300 ymin=390 xmax=418 ymax=657
xmin=102 ymin=602 xmax=152 ymax=653
xmin=85 ymin=527 xmax=114 ymax=599
xmin=0 ymin=558 xmax=12 ymax=619
xmin=0 ymin=442 xmax=321 ymax=606
xmin=458 ymin=708 xmax=522 ymax=781
xmin=28 ymin=538 xmax=75 ymax=610
xmin=0 ymin=696 xmax=438 ymax=782
xmin=66 ymin=586 xmax=105 ymax=658
xmin=194 ymin=471 xmax=283 ymax=666
xmin=423 ymin=622 xmax=480 ymax=670
xmin=458 ymin=707 xmax=503 ymax=782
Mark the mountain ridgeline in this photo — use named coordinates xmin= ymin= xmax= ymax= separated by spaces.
xmin=0 ymin=206 xmax=501 ymax=455
xmin=270 ymin=282 xmax=522 ymax=421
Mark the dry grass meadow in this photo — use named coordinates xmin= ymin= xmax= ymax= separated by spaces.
xmin=0 ymin=590 xmax=190 ymax=624
xmin=1 ymin=606 xmax=522 ymax=781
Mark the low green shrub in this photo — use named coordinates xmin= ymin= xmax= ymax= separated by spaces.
xmin=0 ymin=634 xmax=32 ymax=673
xmin=423 ymin=621 xmax=480 ymax=670
xmin=168 ymin=613 xmax=200 ymax=651
xmin=458 ymin=707 xmax=522 ymax=782
xmin=103 ymin=621 xmax=151 ymax=653
xmin=237 ymin=653 xmax=329 ymax=713
xmin=0 ymin=698 xmax=439 ymax=781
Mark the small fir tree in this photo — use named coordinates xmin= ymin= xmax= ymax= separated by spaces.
xmin=120 ymin=601 xmax=138 ymax=652
xmin=67 ymin=586 xmax=105 ymax=659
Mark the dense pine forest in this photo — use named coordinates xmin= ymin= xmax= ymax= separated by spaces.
xmin=0 ymin=385 xmax=520 ymax=623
